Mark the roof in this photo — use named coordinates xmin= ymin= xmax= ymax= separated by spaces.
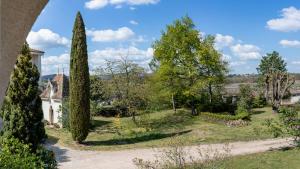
xmin=30 ymin=48 xmax=45 ymax=54
xmin=40 ymin=74 xmax=69 ymax=100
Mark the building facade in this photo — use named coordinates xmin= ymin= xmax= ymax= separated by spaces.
xmin=40 ymin=74 xmax=69 ymax=127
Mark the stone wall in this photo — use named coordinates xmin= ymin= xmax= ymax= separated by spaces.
xmin=0 ymin=0 xmax=48 ymax=106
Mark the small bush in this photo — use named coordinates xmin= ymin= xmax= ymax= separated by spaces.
xmin=265 ymin=108 xmax=300 ymax=145
xmin=92 ymin=105 xmax=130 ymax=117
xmin=201 ymin=112 xmax=250 ymax=122
xmin=0 ymin=137 xmax=57 ymax=169
xmin=133 ymin=136 xmax=231 ymax=169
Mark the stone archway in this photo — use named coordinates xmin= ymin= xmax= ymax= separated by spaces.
xmin=0 ymin=0 xmax=48 ymax=106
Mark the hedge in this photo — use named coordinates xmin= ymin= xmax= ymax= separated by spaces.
xmin=201 ymin=111 xmax=250 ymax=122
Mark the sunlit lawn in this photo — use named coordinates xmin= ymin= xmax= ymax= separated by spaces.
xmin=195 ymin=148 xmax=300 ymax=169
xmin=46 ymin=107 xmax=279 ymax=151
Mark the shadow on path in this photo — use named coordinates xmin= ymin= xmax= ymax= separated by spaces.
xmin=84 ymin=130 xmax=192 ymax=146
xmin=45 ymin=137 xmax=70 ymax=163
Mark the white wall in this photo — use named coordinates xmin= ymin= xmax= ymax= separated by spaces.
xmin=291 ymin=96 xmax=300 ymax=104
xmin=42 ymin=100 xmax=62 ymax=125
xmin=42 ymin=100 xmax=51 ymax=122
xmin=52 ymin=101 xmax=62 ymax=124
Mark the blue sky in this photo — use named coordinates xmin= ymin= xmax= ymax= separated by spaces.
xmin=28 ymin=0 xmax=300 ymax=75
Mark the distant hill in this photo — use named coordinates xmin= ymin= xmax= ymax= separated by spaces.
xmin=41 ymin=74 xmax=57 ymax=82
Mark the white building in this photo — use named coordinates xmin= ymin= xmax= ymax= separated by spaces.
xmin=30 ymin=49 xmax=44 ymax=75
xmin=40 ymin=74 xmax=69 ymax=127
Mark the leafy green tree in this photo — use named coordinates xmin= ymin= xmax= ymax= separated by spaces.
xmin=98 ymin=58 xmax=148 ymax=120
xmin=152 ymin=16 xmax=202 ymax=115
xmin=90 ymin=75 xmax=106 ymax=102
xmin=238 ymin=84 xmax=254 ymax=111
xmin=69 ymin=12 xmax=90 ymax=143
xmin=199 ymin=35 xmax=228 ymax=107
xmin=257 ymin=51 xmax=294 ymax=113
xmin=257 ymin=51 xmax=287 ymax=101
xmin=1 ymin=42 xmax=45 ymax=150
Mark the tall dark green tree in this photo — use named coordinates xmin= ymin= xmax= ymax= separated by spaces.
xmin=1 ymin=42 xmax=46 ymax=150
xmin=69 ymin=12 xmax=90 ymax=143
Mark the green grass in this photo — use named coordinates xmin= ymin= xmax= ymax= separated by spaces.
xmin=46 ymin=107 xmax=279 ymax=151
xmin=200 ymin=148 xmax=300 ymax=169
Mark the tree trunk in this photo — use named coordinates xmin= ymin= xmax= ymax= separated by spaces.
xmin=172 ymin=93 xmax=176 ymax=113
xmin=208 ymin=84 xmax=213 ymax=104
xmin=272 ymin=102 xmax=279 ymax=113
xmin=191 ymin=98 xmax=198 ymax=116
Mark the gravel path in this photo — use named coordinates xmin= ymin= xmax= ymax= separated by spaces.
xmin=47 ymin=138 xmax=294 ymax=169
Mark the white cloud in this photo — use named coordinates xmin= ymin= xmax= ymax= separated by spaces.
xmin=42 ymin=53 xmax=70 ymax=75
xmin=280 ymin=39 xmax=300 ymax=48
xmin=85 ymin=0 xmax=109 ymax=9
xmin=222 ymin=54 xmax=231 ymax=61
xmin=230 ymin=44 xmax=261 ymax=60
xmin=130 ymin=20 xmax=139 ymax=25
xmin=291 ymin=61 xmax=300 ymax=65
xmin=89 ymin=46 xmax=153 ymax=69
xmin=87 ymin=27 xmax=135 ymax=42
xmin=267 ymin=6 xmax=300 ymax=32
xmin=230 ymin=61 xmax=246 ymax=67
xmin=85 ymin=0 xmax=159 ymax=10
xmin=27 ymin=29 xmax=70 ymax=50
xmin=214 ymin=34 xmax=234 ymax=49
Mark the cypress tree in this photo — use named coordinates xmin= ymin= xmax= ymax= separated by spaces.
xmin=1 ymin=42 xmax=46 ymax=150
xmin=69 ymin=12 xmax=90 ymax=143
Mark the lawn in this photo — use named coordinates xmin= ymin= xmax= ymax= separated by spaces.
xmin=200 ymin=148 xmax=300 ymax=169
xmin=46 ymin=107 xmax=279 ymax=151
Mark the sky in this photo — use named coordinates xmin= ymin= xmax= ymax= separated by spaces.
xmin=28 ymin=0 xmax=300 ymax=75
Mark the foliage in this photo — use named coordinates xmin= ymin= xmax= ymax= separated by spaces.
xmin=96 ymin=105 xmax=129 ymax=117
xmin=90 ymin=75 xmax=106 ymax=102
xmin=257 ymin=51 xmax=287 ymax=76
xmin=152 ymin=16 xmax=203 ymax=115
xmin=265 ymin=108 xmax=300 ymax=145
xmin=0 ymin=137 xmax=57 ymax=169
xmin=238 ymin=84 xmax=254 ymax=111
xmin=69 ymin=12 xmax=90 ymax=143
xmin=201 ymin=111 xmax=250 ymax=122
xmin=94 ymin=58 xmax=148 ymax=118
xmin=152 ymin=16 xmax=227 ymax=115
xmin=0 ymin=42 xmax=46 ymax=150
xmin=199 ymin=35 xmax=228 ymax=106
xmin=58 ymin=98 xmax=70 ymax=130
xmin=257 ymin=51 xmax=295 ymax=113
xmin=133 ymin=136 xmax=230 ymax=169
xmin=253 ymin=92 xmax=267 ymax=108
xmin=188 ymin=148 xmax=300 ymax=169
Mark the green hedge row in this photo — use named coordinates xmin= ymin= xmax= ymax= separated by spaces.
xmin=201 ymin=112 xmax=250 ymax=122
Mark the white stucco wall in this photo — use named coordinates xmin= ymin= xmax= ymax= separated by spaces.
xmin=0 ymin=0 xmax=48 ymax=106
xmin=52 ymin=101 xmax=62 ymax=124
xmin=31 ymin=53 xmax=42 ymax=75
xmin=42 ymin=100 xmax=51 ymax=122
xmin=42 ymin=100 xmax=62 ymax=125
xmin=291 ymin=96 xmax=300 ymax=104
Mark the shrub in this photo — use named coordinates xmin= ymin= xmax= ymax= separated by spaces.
xmin=133 ymin=136 xmax=230 ymax=169
xmin=201 ymin=112 xmax=250 ymax=122
xmin=252 ymin=93 xmax=267 ymax=108
xmin=97 ymin=105 xmax=129 ymax=117
xmin=0 ymin=137 xmax=57 ymax=169
xmin=265 ymin=108 xmax=300 ymax=145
